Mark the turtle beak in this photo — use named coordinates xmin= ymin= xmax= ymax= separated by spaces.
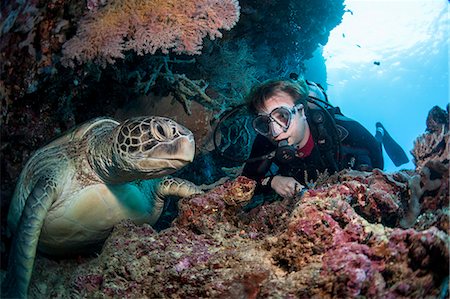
xmin=169 ymin=134 xmax=195 ymax=162
xmin=151 ymin=134 xmax=195 ymax=162
xmin=135 ymin=135 xmax=195 ymax=173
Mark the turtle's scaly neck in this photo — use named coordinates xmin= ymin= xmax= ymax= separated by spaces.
xmin=86 ymin=121 xmax=137 ymax=184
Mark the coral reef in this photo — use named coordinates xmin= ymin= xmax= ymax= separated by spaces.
xmin=27 ymin=170 xmax=448 ymax=298
xmin=412 ymin=105 xmax=448 ymax=171
xmin=406 ymin=105 xmax=449 ymax=229
xmin=412 ymin=127 xmax=448 ymax=173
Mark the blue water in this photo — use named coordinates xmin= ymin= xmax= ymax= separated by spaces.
xmin=306 ymin=0 xmax=449 ymax=172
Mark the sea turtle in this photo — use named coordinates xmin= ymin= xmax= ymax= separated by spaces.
xmin=2 ymin=116 xmax=202 ymax=298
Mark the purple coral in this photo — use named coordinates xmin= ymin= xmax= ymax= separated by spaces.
xmin=322 ymin=242 xmax=385 ymax=297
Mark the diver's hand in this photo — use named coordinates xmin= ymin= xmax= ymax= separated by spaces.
xmin=271 ymin=175 xmax=304 ymax=199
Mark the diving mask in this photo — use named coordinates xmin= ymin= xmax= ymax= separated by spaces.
xmin=253 ymin=103 xmax=304 ymax=136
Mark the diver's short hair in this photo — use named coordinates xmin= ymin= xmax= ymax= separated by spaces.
xmin=246 ymin=78 xmax=309 ymax=113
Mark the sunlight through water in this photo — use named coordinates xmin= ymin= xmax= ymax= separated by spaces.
xmin=321 ymin=0 xmax=449 ymax=171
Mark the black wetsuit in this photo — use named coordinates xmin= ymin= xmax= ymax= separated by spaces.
xmin=242 ymin=107 xmax=383 ymax=194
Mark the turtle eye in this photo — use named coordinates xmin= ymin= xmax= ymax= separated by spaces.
xmin=153 ymin=124 xmax=166 ymax=141
xmin=152 ymin=119 xmax=174 ymax=141
xmin=156 ymin=124 xmax=165 ymax=137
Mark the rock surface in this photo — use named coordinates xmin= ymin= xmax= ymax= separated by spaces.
xmin=29 ymin=172 xmax=448 ymax=298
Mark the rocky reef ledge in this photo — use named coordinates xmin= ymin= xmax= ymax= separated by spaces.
xmin=30 ymin=167 xmax=448 ymax=298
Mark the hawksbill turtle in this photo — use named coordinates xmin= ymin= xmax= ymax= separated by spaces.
xmin=2 ymin=116 xmax=202 ymax=298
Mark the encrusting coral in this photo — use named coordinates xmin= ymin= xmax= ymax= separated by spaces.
xmin=412 ymin=105 xmax=448 ymax=171
xmin=404 ymin=105 xmax=449 ymax=228
xmin=61 ymin=0 xmax=241 ymax=67
xmin=28 ymin=167 xmax=448 ymax=298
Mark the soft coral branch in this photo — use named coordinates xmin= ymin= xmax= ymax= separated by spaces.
xmin=61 ymin=0 xmax=240 ymax=67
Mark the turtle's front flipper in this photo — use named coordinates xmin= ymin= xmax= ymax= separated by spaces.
xmin=149 ymin=177 xmax=202 ymax=223
xmin=157 ymin=177 xmax=203 ymax=199
xmin=2 ymin=177 xmax=57 ymax=299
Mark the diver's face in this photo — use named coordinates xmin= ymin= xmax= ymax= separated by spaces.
xmin=259 ymin=91 xmax=308 ymax=146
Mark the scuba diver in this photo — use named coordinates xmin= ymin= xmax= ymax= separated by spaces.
xmin=241 ymin=78 xmax=408 ymax=198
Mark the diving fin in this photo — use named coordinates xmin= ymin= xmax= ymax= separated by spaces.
xmin=376 ymin=122 xmax=409 ymax=167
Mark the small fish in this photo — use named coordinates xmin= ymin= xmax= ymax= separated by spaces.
xmin=344 ymin=9 xmax=354 ymax=15
xmin=356 ymin=44 xmax=361 ymax=48
xmin=342 ymin=33 xmax=346 ymax=38
xmin=373 ymin=61 xmax=381 ymax=66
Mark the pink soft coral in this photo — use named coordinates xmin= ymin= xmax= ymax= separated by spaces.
xmin=62 ymin=0 xmax=240 ymax=67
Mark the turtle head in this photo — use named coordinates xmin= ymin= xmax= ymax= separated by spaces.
xmin=112 ymin=116 xmax=195 ymax=180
